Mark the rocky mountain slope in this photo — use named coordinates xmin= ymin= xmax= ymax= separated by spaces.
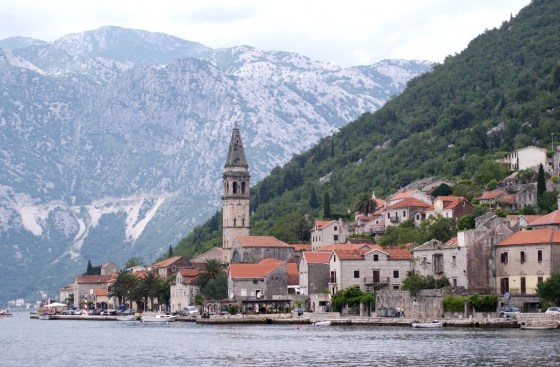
xmin=0 ymin=26 xmax=431 ymax=303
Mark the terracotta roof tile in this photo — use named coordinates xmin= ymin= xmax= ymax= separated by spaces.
xmin=313 ymin=220 xmax=336 ymax=230
xmin=435 ymin=196 xmax=469 ymax=209
xmin=444 ymin=237 xmax=459 ymax=248
xmin=74 ymin=275 xmax=111 ymax=284
xmin=522 ymin=215 xmax=545 ymax=224
xmin=530 ymin=211 xmax=560 ymax=226
xmin=152 ymin=256 xmax=190 ymax=268
xmin=303 ymin=252 xmax=331 ymax=263
xmin=93 ymin=289 xmax=108 ymax=296
xmin=318 ymin=243 xmax=382 ymax=252
xmin=498 ymin=194 xmax=516 ymax=204
xmin=385 ymin=248 xmax=413 ymax=260
xmin=236 ymin=236 xmax=291 ymax=248
xmin=497 ymin=229 xmax=560 ymax=246
xmin=258 ymin=258 xmax=283 ymax=265
xmin=332 ymin=249 xmax=368 ymax=260
xmin=60 ymin=283 xmax=74 ymax=291
xmin=480 ymin=190 xmax=505 ymax=200
xmin=390 ymin=190 xmax=418 ymax=201
xmin=291 ymin=244 xmax=311 ymax=252
xmin=229 ymin=262 xmax=284 ymax=279
xmin=178 ymin=269 xmax=199 ymax=277
xmin=387 ymin=197 xmax=432 ymax=209
xmin=287 ymin=263 xmax=299 ymax=286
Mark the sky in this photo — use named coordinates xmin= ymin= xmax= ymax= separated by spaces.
xmin=0 ymin=0 xmax=531 ymax=67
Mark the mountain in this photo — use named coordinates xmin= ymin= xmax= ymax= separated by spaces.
xmin=0 ymin=27 xmax=431 ymax=304
xmin=175 ymin=0 xmax=560 ymax=257
xmin=0 ymin=36 xmax=46 ymax=50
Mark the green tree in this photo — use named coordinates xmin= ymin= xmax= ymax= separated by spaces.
xmin=201 ymin=272 xmax=228 ymax=301
xmin=125 ymin=256 xmax=145 ymax=269
xmin=538 ymin=190 xmax=559 ymax=214
xmin=309 ymin=185 xmax=319 ymax=208
xmin=468 ymin=294 xmax=498 ymax=312
xmin=269 ymin=212 xmax=311 ymax=243
xmin=354 ymin=193 xmax=377 ymax=216
xmin=518 ymin=205 xmax=536 ymax=215
xmin=378 ymin=220 xmax=426 ymax=247
xmin=86 ymin=260 xmax=93 ymax=275
xmin=167 ymin=245 xmax=174 ymax=259
xmin=195 ymin=259 xmax=224 ymax=290
xmin=419 ymin=214 xmax=456 ymax=243
xmin=323 ymin=192 xmax=331 ymax=219
xmin=537 ymin=163 xmax=546 ymax=204
xmin=486 ymin=179 xmax=498 ymax=191
xmin=431 ymin=183 xmax=453 ymax=197
xmin=108 ymin=270 xmax=138 ymax=308
xmin=537 ymin=273 xmax=560 ymax=306
xmin=457 ymin=214 xmax=475 ymax=230
xmin=141 ymin=272 xmax=162 ymax=311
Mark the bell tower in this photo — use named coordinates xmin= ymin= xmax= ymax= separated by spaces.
xmin=222 ymin=122 xmax=250 ymax=263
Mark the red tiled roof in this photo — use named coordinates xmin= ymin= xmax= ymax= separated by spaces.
xmin=401 ymin=243 xmax=417 ymax=250
xmin=287 ymin=263 xmax=299 ymax=286
xmin=522 ymin=215 xmax=545 ymax=224
xmin=318 ymin=243 xmax=382 ymax=252
xmin=332 ymin=249 xmax=368 ymax=260
xmin=303 ymin=252 xmax=331 ymax=263
xmin=101 ymin=261 xmax=116 ymax=269
xmin=178 ymin=269 xmax=199 ymax=277
xmin=498 ymin=194 xmax=516 ymax=204
xmin=390 ymin=190 xmax=417 ymax=201
xmin=347 ymin=239 xmax=376 ymax=245
xmin=387 ymin=197 xmax=432 ymax=210
xmin=530 ymin=211 xmax=560 ymax=226
xmin=258 ymin=258 xmax=283 ymax=265
xmin=291 ymin=244 xmax=311 ymax=252
xmin=229 ymin=262 xmax=284 ymax=279
xmin=386 ymin=248 xmax=413 ymax=260
xmin=60 ymin=283 xmax=74 ymax=291
xmin=358 ymin=215 xmax=376 ymax=221
xmin=236 ymin=236 xmax=291 ymax=248
xmin=435 ymin=196 xmax=469 ymax=209
xmin=75 ymin=275 xmax=111 ymax=284
xmin=444 ymin=237 xmax=458 ymax=248
xmin=373 ymin=198 xmax=386 ymax=207
xmin=480 ymin=190 xmax=505 ymax=200
xmin=93 ymin=289 xmax=108 ymax=296
xmin=497 ymin=229 xmax=560 ymax=246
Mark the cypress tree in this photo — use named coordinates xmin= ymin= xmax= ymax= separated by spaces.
xmin=309 ymin=185 xmax=319 ymax=208
xmin=323 ymin=192 xmax=331 ymax=219
xmin=331 ymin=138 xmax=335 ymax=157
xmin=86 ymin=260 xmax=93 ymax=275
xmin=168 ymin=245 xmax=174 ymax=258
xmin=537 ymin=163 xmax=546 ymax=207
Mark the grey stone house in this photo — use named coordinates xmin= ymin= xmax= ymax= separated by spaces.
xmin=73 ymin=275 xmax=111 ymax=309
xmin=230 ymin=236 xmax=294 ymax=263
xmin=228 ymin=259 xmax=287 ymax=300
xmin=100 ymin=262 xmax=119 ymax=276
xmin=299 ymin=252 xmax=331 ymax=295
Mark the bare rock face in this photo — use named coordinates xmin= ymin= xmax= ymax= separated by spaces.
xmin=0 ymin=27 xmax=432 ymax=302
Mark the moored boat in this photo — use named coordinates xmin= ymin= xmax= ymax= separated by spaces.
xmin=38 ymin=310 xmax=54 ymax=320
xmin=313 ymin=321 xmax=331 ymax=326
xmin=0 ymin=308 xmax=13 ymax=317
xmin=141 ymin=312 xmax=177 ymax=323
xmin=412 ymin=321 xmax=443 ymax=328
xmin=116 ymin=315 xmax=138 ymax=321
xmin=520 ymin=323 xmax=557 ymax=330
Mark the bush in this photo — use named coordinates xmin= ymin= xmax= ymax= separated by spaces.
xmin=442 ymin=295 xmax=467 ymax=312
xmin=468 ymin=294 xmax=498 ymax=312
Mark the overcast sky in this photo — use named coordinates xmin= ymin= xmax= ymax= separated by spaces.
xmin=0 ymin=0 xmax=530 ymax=67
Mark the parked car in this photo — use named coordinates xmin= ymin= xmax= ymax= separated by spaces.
xmin=120 ymin=309 xmax=136 ymax=316
xmin=500 ymin=306 xmax=521 ymax=318
xmin=545 ymin=307 xmax=560 ymax=315
xmin=89 ymin=309 xmax=102 ymax=315
xmin=181 ymin=306 xmax=199 ymax=316
xmin=100 ymin=309 xmax=118 ymax=316
xmin=74 ymin=309 xmax=85 ymax=315
xmin=62 ymin=309 xmax=74 ymax=315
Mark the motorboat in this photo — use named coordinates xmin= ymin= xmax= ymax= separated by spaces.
xmin=116 ymin=315 xmax=138 ymax=321
xmin=38 ymin=310 xmax=54 ymax=320
xmin=0 ymin=308 xmax=13 ymax=317
xmin=412 ymin=321 xmax=443 ymax=328
xmin=520 ymin=323 xmax=557 ymax=330
xmin=313 ymin=321 xmax=331 ymax=326
xmin=141 ymin=312 xmax=177 ymax=323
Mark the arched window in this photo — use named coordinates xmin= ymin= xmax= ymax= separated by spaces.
xmin=226 ymin=182 xmax=229 ymax=193
xmin=241 ymin=182 xmax=246 ymax=193
xmin=234 ymin=219 xmax=237 ymax=227
xmin=242 ymin=218 xmax=245 ymax=227
xmin=233 ymin=182 xmax=238 ymax=194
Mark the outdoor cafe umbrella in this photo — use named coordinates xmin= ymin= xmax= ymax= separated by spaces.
xmin=44 ymin=302 xmax=67 ymax=308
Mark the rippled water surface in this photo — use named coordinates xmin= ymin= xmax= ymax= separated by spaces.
xmin=2 ymin=314 xmax=560 ymax=366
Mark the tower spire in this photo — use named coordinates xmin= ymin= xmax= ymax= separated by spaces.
xmin=225 ymin=122 xmax=248 ymax=167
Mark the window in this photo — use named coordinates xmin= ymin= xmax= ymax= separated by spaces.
xmin=538 ymin=277 xmax=543 ymax=284
xmin=403 ymin=210 xmax=406 ymax=218
xmin=334 ymin=235 xmax=339 ymax=242
xmin=334 ymin=226 xmax=337 ymax=231
xmin=452 ymin=255 xmax=456 ymax=266
xmin=393 ymin=270 xmax=399 ymax=279
xmin=241 ymin=289 xmax=247 ymax=296
xmin=330 ymin=271 xmax=337 ymax=283
xmin=538 ymin=250 xmax=543 ymax=262
xmin=393 ymin=285 xmax=399 ymax=290
xmin=433 ymin=254 xmax=444 ymax=274
xmin=500 ymin=278 xmax=509 ymax=294
xmin=354 ymin=271 xmax=360 ymax=279
xmin=172 ymin=265 xmax=176 ymax=272
xmin=374 ymin=254 xmax=379 ymax=261
xmin=241 ymin=182 xmax=246 ymax=193
xmin=372 ymin=270 xmax=380 ymax=283
xmin=521 ymin=277 xmax=526 ymax=294
xmin=500 ymin=252 xmax=508 ymax=264
xmin=233 ymin=219 xmax=236 ymax=227
xmin=232 ymin=181 xmax=237 ymax=194
xmin=388 ymin=213 xmax=390 ymax=218
xmin=520 ymin=251 xmax=525 ymax=263
xmin=452 ymin=279 xmax=457 ymax=287
xmin=462 ymin=201 xmax=465 ymax=207
xmin=333 ymin=255 xmax=336 ymax=262
xmin=416 ymin=214 xmax=420 ymax=220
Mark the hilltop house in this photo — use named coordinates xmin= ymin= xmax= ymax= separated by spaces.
xmin=385 ymin=197 xmax=432 ymax=228
xmin=228 ymin=259 xmax=287 ymax=300
xmin=496 ymin=146 xmax=552 ymax=172
xmin=426 ymin=196 xmax=474 ymax=221
xmin=310 ymin=219 xmax=349 ymax=251
xmin=387 ymin=189 xmax=432 ymax=206
xmin=230 ymin=236 xmax=294 ymax=263
xmin=152 ymin=256 xmax=193 ymax=278
xmin=299 ymin=252 xmax=331 ymax=295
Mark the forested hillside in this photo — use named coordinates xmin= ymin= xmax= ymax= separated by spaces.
xmin=175 ymin=0 xmax=560 ymax=258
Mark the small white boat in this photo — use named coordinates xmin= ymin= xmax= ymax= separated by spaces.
xmin=412 ymin=321 xmax=443 ymax=328
xmin=116 ymin=315 xmax=137 ymax=321
xmin=141 ymin=312 xmax=177 ymax=323
xmin=520 ymin=323 xmax=557 ymax=330
xmin=313 ymin=321 xmax=331 ymax=326
xmin=39 ymin=312 xmax=54 ymax=320
xmin=0 ymin=309 xmax=13 ymax=317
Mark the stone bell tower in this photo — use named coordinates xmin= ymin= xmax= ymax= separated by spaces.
xmin=222 ymin=122 xmax=250 ymax=263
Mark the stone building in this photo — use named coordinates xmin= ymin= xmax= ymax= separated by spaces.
xmin=73 ymin=275 xmax=111 ymax=309
xmin=152 ymin=256 xmax=192 ymax=278
xmin=228 ymin=259 xmax=287 ymax=300
xmin=59 ymin=283 xmax=74 ymax=305
xmin=463 ymin=223 xmax=515 ymax=295
xmin=495 ymin=229 xmax=560 ymax=295
xmin=529 ymin=197 xmax=560 ymax=229
xmin=426 ymin=196 xmax=474 ymax=221
xmin=169 ymin=268 xmax=200 ymax=313
xmin=222 ymin=123 xmax=251 ymax=263
xmin=387 ymin=189 xmax=433 ymax=206
xmin=328 ymin=247 xmax=412 ymax=294
xmin=413 ymin=238 xmax=467 ymax=288
xmin=190 ymin=247 xmax=223 ymax=263
xmin=310 ymin=219 xmax=349 ymax=251
xmin=299 ymin=252 xmax=331 ymax=295
xmin=385 ymin=197 xmax=431 ymax=228
xmin=230 ymin=236 xmax=294 ymax=263
xmin=100 ymin=262 xmax=119 ymax=276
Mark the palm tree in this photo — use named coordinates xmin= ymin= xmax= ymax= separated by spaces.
xmin=195 ymin=259 xmax=223 ymax=289
xmin=354 ymin=193 xmax=377 ymax=216
xmin=141 ymin=272 xmax=162 ymax=311
xmin=108 ymin=270 xmax=133 ymax=306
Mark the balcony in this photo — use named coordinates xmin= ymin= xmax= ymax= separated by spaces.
xmin=363 ymin=277 xmax=390 ymax=284
xmin=389 ymin=216 xmax=400 ymax=223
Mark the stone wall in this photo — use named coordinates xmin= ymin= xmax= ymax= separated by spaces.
xmin=308 ymin=263 xmax=329 ymax=294
xmin=375 ymin=289 xmax=444 ymax=319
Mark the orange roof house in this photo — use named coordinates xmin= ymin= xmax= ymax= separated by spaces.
xmin=228 ymin=261 xmax=288 ymax=300
xmin=231 ymin=236 xmax=295 ymax=263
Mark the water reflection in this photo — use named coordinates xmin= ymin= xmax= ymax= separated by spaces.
xmin=2 ymin=316 xmax=559 ymax=366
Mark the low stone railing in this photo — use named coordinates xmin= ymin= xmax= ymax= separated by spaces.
xmin=517 ymin=313 xmax=560 ymax=322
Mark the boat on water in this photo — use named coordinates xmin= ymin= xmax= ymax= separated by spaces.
xmin=313 ymin=321 xmax=331 ymax=326
xmin=38 ymin=311 xmax=54 ymax=320
xmin=116 ymin=315 xmax=138 ymax=321
xmin=141 ymin=312 xmax=177 ymax=323
xmin=0 ymin=308 xmax=13 ymax=317
xmin=412 ymin=321 xmax=443 ymax=328
xmin=520 ymin=323 xmax=557 ymax=330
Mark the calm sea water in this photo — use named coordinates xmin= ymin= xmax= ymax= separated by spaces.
xmin=2 ymin=314 xmax=560 ymax=366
